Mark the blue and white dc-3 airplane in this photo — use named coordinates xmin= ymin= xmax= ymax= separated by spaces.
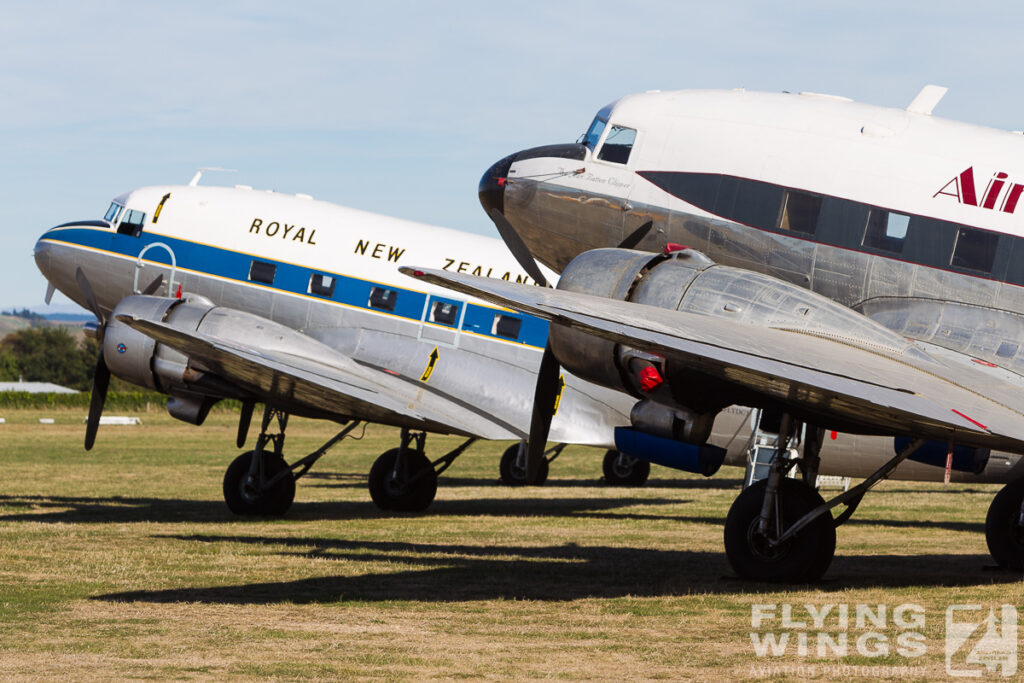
xmin=33 ymin=85 xmax=1024 ymax=582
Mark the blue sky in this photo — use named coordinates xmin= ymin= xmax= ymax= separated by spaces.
xmin=2 ymin=1 xmax=1021 ymax=310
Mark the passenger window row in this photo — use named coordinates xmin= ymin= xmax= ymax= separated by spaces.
xmin=246 ymin=262 xmax=525 ymax=340
xmin=640 ymin=172 xmax=1010 ymax=279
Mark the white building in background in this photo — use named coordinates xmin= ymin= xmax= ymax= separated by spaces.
xmin=0 ymin=381 xmax=78 ymax=394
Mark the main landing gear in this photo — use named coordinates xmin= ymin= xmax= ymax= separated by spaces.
xmin=368 ymin=429 xmax=476 ymax=511
xmin=498 ymin=441 xmax=566 ymax=485
xmin=223 ymin=405 xmax=363 ymax=516
xmin=985 ymin=478 xmax=1024 ymax=570
xmin=602 ymin=449 xmax=650 ymax=486
xmin=723 ymin=411 xmax=928 ymax=582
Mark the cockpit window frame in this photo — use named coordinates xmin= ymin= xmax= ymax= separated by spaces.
xmin=595 ymin=124 xmax=638 ymax=165
xmin=104 ymin=202 xmax=124 ymax=225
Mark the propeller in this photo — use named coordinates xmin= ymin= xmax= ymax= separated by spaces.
xmin=140 ymin=273 xmax=164 ymax=296
xmin=486 ymin=208 xmax=549 ymax=287
xmin=523 ymin=343 xmax=561 ymax=482
xmin=75 ymin=267 xmax=110 ymax=451
xmin=617 ymin=220 xmax=654 ymax=250
xmin=517 ymin=218 xmax=658 ymax=481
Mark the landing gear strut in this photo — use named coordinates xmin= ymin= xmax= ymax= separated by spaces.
xmin=368 ymin=429 xmax=476 ymax=511
xmin=498 ymin=441 xmax=565 ymax=486
xmin=223 ymin=404 xmax=362 ymax=516
xmin=723 ymin=413 xmax=926 ymax=582
xmin=602 ymin=449 xmax=650 ymax=486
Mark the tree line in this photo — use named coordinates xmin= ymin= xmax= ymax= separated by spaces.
xmin=0 ymin=327 xmax=99 ymax=391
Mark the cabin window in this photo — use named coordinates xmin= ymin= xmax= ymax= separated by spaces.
xmin=997 ymin=342 xmax=1018 ymax=358
xmin=862 ymin=209 xmax=909 ymax=253
xmin=597 ymin=125 xmax=637 ymax=164
xmin=950 ymin=226 xmax=998 ymax=272
xmin=308 ymin=273 xmax=336 ymax=297
xmin=104 ymin=202 xmax=123 ymax=224
xmin=118 ymin=209 xmax=146 ymax=237
xmin=248 ymin=260 xmax=277 ymax=284
xmin=493 ymin=314 xmax=522 ymax=340
xmin=368 ymin=287 xmax=397 ymax=311
xmin=777 ymin=191 xmax=821 ymax=235
xmin=430 ymin=301 xmax=459 ymax=326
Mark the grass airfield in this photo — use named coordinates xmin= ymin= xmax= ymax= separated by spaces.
xmin=0 ymin=408 xmax=1021 ymax=680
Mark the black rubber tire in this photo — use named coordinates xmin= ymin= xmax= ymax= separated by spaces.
xmin=368 ymin=448 xmax=438 ymax=512
xmin=985 ymin=478 xmax=1024 ymax=570
xmin=724 ymin=478 xmax=836 ymax=582
xmin=223 ymin=450 xmax=296 ymax=517
xmin=602 ymin=449 xmax=650 ymax=487
xmin=499 ymin=443 xmax=549 ymax=486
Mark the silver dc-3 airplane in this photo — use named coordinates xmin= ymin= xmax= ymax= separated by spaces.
xmin=405 ymin=85 xmax=1024 ymax=581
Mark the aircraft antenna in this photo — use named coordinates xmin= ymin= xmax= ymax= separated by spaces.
xmin=188 ymin=167 xmax=238 ymax=187
xmin=906 ymin=85 xmax=948 ymax=116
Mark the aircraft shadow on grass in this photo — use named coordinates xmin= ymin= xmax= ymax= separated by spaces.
xmin=0 ymin=490 xmax=988 ymax=533
xmin=301 ymin=470 xmax=746 ymax=490
xmin=0 ymin=493 xmax=696 ymax=524
xmin=93 ymin=534 xmax=1021 ymax=604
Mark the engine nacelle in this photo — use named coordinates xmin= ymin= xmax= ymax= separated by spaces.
xmin=103 ymin=295 xmax=216 ymax=392
xmin=550 ymin=248 xmax=920 ymax=440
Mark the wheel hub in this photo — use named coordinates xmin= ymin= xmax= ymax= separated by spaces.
xmin=746 ymin=519 xmax=791 ymax=563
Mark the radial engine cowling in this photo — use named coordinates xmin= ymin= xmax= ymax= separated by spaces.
xmin=103 ymin=295 xmax=216 ymax=392
xmin=549 ymin=248 xmax=921 ymax=416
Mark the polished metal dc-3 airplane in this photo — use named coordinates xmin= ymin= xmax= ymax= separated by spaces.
xmin=404 ymin=85 xmax=1024 ymax=581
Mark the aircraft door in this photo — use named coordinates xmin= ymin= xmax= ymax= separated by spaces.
xmin=418 ymin=294 xmax=465 ymax=347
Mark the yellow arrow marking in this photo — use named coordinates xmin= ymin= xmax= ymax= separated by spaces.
xmin=420 ymin=346 xmax=440 ymax=382
xmin=552 ymin=375 xmax=565 ymax=416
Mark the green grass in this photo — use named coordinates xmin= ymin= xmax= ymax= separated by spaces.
xmin=0 ymin=408 xmax=1020 ymax=680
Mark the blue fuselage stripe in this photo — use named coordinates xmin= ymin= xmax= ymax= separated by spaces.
xmin=44 ymin=227 xmax=551 ymax=348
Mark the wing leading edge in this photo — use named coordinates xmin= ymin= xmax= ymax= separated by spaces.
xmin=116 ymin=314 xmax=520 ymax=440
xmin=401 ymin=267 xmax=1024 ymax=454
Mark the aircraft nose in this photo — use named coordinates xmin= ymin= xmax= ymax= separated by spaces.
xmin=478 ymin=151 xmax=518 ymax=217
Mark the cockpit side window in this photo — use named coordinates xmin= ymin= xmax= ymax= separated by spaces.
xmin=104 ymin=202 xmax=123 ymax=224
xmin=118 ymin=209 xmax=146 ymax=237
xmin=596 ymin=125 xmax=637 ymax=164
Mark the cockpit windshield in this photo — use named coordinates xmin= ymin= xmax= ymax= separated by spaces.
xmin=579 ymin=102 xmax=615 ymax=149
xmin=581 ymin=116 xmax=607 ymax=149
xmin=103 ymin=201 xmax=123 ymax=224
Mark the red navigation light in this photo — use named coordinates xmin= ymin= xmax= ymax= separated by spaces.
xmin=664 ymin=243 xmax=689 ymax=254
xmin=638 ymin=366 xmax=663 ymax=392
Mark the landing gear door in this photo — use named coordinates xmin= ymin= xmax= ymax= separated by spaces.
xmin=418 ymin=295 xmax=465 ymax=347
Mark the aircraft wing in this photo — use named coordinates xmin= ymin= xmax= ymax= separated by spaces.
xmin=401 ymin=267 xmax=1024 ymax=454
xmin=115 ymin=315 xmax=520 ymax=440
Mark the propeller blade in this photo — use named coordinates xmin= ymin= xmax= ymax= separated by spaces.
xmin=236 ymin=400 xmax=255 ymax=448
xmin=75 ymin=267 xmax=105 ymax=324
xmin=140 ymin=273 xmax=164 ymax=296
xmin=487 ymin=208 xmax=549 ymax=287
xmin=84 ymin=351 xmax=110 ymax=451
xmin=525 ymin=342 xmax=561 ymax=482
xmin=44 ymin=282 xmax=55 ymax=305
xmin=618 ymin=220 xmax=654 ymax=250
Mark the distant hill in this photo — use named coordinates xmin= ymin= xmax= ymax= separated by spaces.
xmin=0 ymin=313 xmax=87 ymax=341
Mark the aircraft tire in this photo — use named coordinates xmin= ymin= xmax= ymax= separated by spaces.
xmin=985 ymin=478 xmax=1024 ymax=570
xmin=602 ymin=450 xmax=650 ymax=486
xmin=223 ymin=450 xmax=296 ymax=517
xmin=724 ymin=478 xmax=835 ymax=582
xmin=499 ymin=443 xmax=549 ymax=486
xmin=368 ymin=448 xmax=438 ymax=512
